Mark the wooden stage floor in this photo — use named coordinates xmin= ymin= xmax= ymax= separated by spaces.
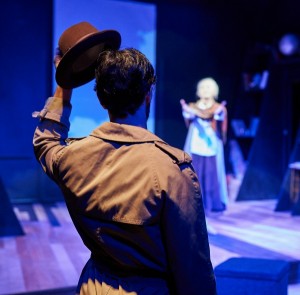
xmin=0 ymin=198 xmax=299 ymax=295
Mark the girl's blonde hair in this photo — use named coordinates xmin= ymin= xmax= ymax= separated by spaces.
xmin=196 ymin=77 xmax=219 ymax=99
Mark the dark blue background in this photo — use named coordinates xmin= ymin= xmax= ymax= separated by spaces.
xmin=1 ymin=0 xmax=300 ymax=204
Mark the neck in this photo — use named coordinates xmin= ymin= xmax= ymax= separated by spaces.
xmin=202 ymin=96 xmax=214 ymax=102
xmin=110 ymin=116 xmax=147 ymax=129
xmin=197 ymin=97 xmax=215 ymax=109
xmin=109 ymin=101 xmax=148 ymax=129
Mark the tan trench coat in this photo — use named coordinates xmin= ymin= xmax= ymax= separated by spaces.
xmin=33 ymin=97 xmax=216 ymax=295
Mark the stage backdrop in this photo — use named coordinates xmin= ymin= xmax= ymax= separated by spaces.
xmin=53 ymin=0 xmax=157 ymax=136
xmin=0 ymin=0 xmax=156 ymax=203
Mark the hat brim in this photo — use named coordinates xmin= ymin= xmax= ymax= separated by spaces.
xmin=56 ymin=30 xmax=121 ymax=89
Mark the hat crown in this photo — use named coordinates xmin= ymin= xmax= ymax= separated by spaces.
xmin=59 ymin=22 xmax=99 ymax=54
xmin=56 ymin=21 xmax=121 ymax=88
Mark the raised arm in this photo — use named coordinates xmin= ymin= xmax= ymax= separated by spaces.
xmin=180 ymin=99 xmax=196 ymax=128
xmin=32 ymin=50 xmax=73 ymax=180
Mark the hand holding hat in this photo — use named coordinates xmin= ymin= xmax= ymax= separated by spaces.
xmin=55 ymin=21 xmax=121 ymax=89
xmin=54 ymin=47 xmax=63 ymax=69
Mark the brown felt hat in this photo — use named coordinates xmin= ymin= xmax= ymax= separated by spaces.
xmin=56 ymin=21 xmax=121 ymax=89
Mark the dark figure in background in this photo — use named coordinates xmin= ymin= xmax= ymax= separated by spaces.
xmin=33 ymin=48 xmax=216 ymax=294
xmin=180 ymin=77 xmax=228 ymax=216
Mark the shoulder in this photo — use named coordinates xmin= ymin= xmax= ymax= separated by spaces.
xmin=188 ymin=102 xmax=198 ymax=109
xmin=154 ymin=141 xmax=192 ymax=165
xmin=153 ymin=141 xmax=202 ymax=207
xmin=216 ymin=100 xmax=227 ymax=111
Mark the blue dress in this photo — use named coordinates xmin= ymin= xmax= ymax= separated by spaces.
xmin=182 ymin=101 xmax=228 ymax=212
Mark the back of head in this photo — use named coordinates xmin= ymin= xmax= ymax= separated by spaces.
xmin=94 ymin=48 xmax=156 ymax=118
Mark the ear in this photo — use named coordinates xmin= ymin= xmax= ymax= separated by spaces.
xmin=146 ymin=85 xmax=155 ymax=104
xmin=100 ymin=102 xmax=108 ymax=109
xmin=145 ymin=91 xmax=151 ymax=104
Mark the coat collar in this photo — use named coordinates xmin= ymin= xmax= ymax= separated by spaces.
xmin=91 ymin=122 xmax=165 ymax=143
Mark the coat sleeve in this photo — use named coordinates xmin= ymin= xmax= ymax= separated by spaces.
xmin=156 ymin=143 xmax=217 ymax=295
xmin=32 ymin=97 xmax=72 ymax=180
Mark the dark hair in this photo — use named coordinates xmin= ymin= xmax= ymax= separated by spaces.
xmin=94 ymin=48 xmax=156 ymax=118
